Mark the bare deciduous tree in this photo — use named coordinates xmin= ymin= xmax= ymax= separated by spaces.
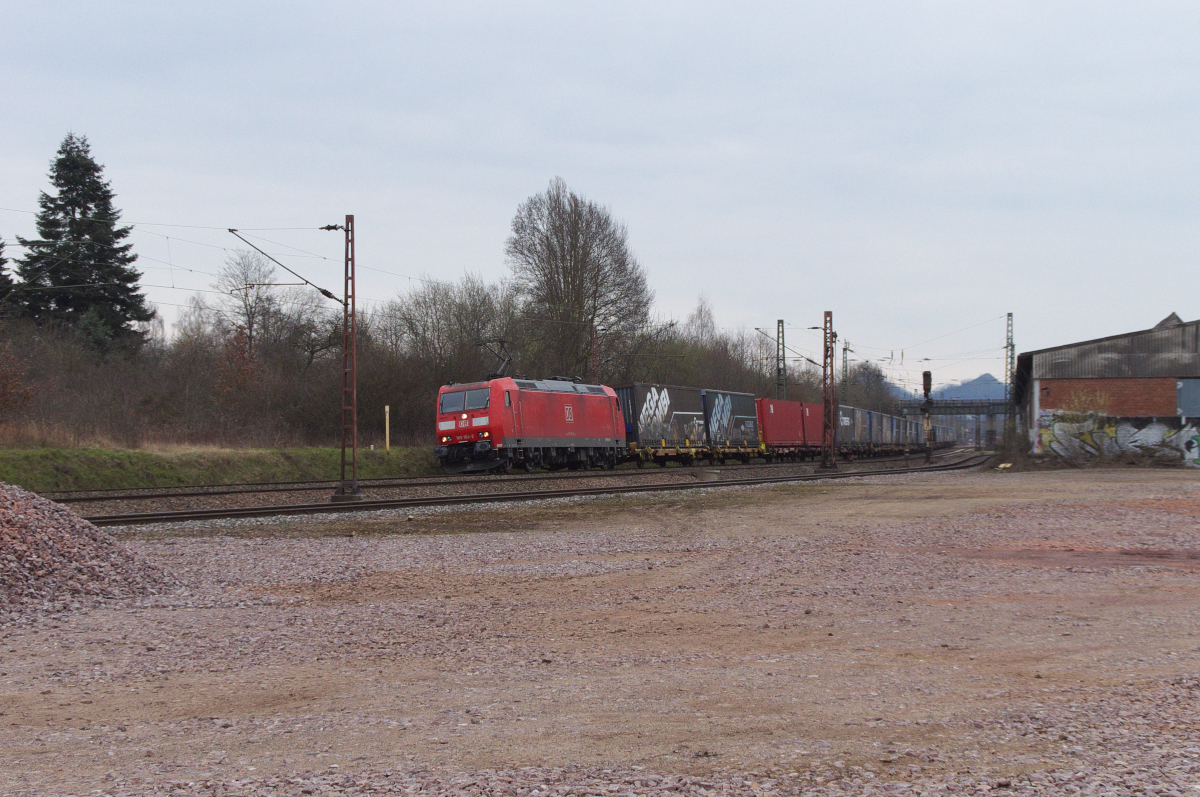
xmin=0 ymin=339 xmax=32 ymax=420
xmin=505 ymin=178 xmax=652 ymax=379
xmin=842 ymin=361 xmax=900 ymax=413
xmin=383 ymin=274 xmax=518 ymax=383
xmin=214 ymin=250 xmax=276 ymax=356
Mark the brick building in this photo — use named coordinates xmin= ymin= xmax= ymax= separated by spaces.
xmin=1013 ymin=313 xmax=1200 ymax=463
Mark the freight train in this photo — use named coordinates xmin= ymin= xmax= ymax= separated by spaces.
xmin=434 ymin=379 xmax=955 ymax=473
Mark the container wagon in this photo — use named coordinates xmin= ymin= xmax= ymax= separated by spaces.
xmin=614 ymin=383 xmax=707 ymax=466
xmin=701 ymin=388 xmax=759 ymax=463
xmin=837 ymin=405 xmax=929 ymax=457
xmin=755 ymin=398 xmax=823 ymax=461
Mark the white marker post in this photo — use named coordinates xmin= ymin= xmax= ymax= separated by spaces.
xmin=385 ymin=405 xmax=390 ymax=454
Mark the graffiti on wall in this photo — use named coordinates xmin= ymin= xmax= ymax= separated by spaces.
xmin=1034 ymin=412 xmax=1200 ymax=465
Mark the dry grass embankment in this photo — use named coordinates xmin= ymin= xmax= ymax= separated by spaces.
xmin=0 ymin=445 xmax=438 ymax=492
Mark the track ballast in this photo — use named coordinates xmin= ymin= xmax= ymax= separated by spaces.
xmin=84 ymin=452 xmax=993 ymax=527
xmin=49 ymin=449 xmax=964 ymax=504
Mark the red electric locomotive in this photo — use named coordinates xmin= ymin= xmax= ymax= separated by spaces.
xmin=434 ymin=377 xmax=627 ymax=473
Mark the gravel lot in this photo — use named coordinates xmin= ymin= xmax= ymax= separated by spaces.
xmin=2 ymin=468 xmax=1199 ymax=795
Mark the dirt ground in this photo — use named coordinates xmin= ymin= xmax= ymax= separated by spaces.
xmin=3 ymin=469 xmax=1200 ymax=795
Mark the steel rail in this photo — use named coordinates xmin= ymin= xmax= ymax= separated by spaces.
xmin=51 ymin=448 xmax=970 ymax=504
xmin=85 ymin=453 xmax=992 ymax=527
xmin=45 ymin=473 xmax=458 ymax=499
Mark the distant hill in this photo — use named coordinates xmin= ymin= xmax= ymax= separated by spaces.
xmin=933 ymin=373 xmax=1006 ymax=401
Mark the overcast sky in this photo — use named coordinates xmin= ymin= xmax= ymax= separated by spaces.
xmin=4 ymin=2 xmax=1199 ymax=392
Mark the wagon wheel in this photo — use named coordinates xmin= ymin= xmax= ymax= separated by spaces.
xmin=523 ymin=460 xmax=534 ymax=473
xmin=502 ymin=458 xmax=513 ymax=474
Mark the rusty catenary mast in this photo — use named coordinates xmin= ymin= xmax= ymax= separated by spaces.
xmin=331 ymin=215 xmax=360 ymax=500
xmin=1004 ymin=312 xmax=1015 ymax=447
xmin=776 ymin=319 xmax=786 ymax=400
xmin=232 ymin=220 xmax=356 ymax=499
xmin=820 ymin=311 xmax=838 ymax=470
xmin=922 ymin=370 xmax=933 ymax=464
xmin=841 ymin=339 xmax=849 ymax=402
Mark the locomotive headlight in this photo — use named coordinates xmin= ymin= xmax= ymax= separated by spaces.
xmin=461 ymin=413 xmax=467 ymax=419
xmin=439 ymin=435 xmax=451 ymax=443
xmin=479 ymin=431 xmax=490 ymax=438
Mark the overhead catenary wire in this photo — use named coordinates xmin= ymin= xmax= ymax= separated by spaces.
xmin=849 ymin=315 xmax=1008 ymax=353
xmin=786 ymin=315 xmax=1008 ymax=389
xmin=752 ymin=327 xmax=822 ymax=369
xmin=2 ymin=236 xmax=323 ymax=265
xmin=4 ymin=204 xmax=1002 ymax=385
xmin=237 ymin=232 xmax=341 ymax=263
xmin=0 ymin=206 xmax=324 ymax=231
xmin=227 ymin=229 xmax=339 ymax=302
xmin=2 ymin=246 xmax=219 ymax=278
xmin=4 ymin=234 xmax=611 ymax=318
xmin=2 ymin=212 xmax=419 ymax=321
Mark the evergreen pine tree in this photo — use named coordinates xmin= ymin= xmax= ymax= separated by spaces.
xmin=16 ymin=133 xmax=153 ymax=347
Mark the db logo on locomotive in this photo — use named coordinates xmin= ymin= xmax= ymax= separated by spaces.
xmin=564 ymin=405 xmax=574 ymax=423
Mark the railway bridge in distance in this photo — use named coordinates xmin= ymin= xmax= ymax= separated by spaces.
xmin=898 ymin=399 xmax=1015 ymax=449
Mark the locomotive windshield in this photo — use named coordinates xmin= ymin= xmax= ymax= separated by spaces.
xmin=440 ymin=388 xmax=489 ymax=414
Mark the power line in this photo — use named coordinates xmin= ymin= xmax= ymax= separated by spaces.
xmin=789 ymin=315 xmax=1007 ymax=355
xmin=237 ymin=232 xmax=340 ymax=263
xmin=5 ymin=235 xmax=604 ymax=324
xmin=892 ymin=315 xmax=1007 ymax=352
xmin=1 ymin=243 xmax=220 ymax=278
xmin=227 ymin=229 xmax=338 ymax=302
xmin=7 ymin=232 xmax=615 ymax=318
xmin=0 ymin=206 xmax=323 ymax=231
xmin=752 ymin=327 xmax=821 ymax=368
xmin=9 ymin=233 xmax=325 ymax=262
xmin=132 ymin=228 xmax=312 ymax=257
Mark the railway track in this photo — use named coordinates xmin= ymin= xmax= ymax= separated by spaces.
xmin=84 ymin=452 xmax=993 ymax=527
xmin=49 ymin=448 xmax=971 ymax=505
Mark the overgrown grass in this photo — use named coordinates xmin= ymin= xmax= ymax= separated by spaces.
xmin=0 ymin=446 xmax=438 ymax=492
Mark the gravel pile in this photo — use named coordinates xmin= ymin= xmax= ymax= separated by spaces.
xmin=0 ymin=483 xmax=175 ymax=625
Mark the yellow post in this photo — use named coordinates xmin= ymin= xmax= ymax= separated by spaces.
xmin=385 ymin=405 xmax=390 ymax=454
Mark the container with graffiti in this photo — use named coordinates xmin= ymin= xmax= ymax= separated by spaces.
xmin=614 ymin=383 xmax=707 ymax=465
xmin=701 ymin=389 xmax=758 ymax=448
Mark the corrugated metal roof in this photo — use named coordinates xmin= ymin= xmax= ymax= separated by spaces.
xmin=1028 ymin=317 xmax=1200 ymax=379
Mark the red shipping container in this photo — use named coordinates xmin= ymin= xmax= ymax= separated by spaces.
xmin=756 ymin=398 xmax=807 ymax=447
xmin=801 ymin=402 xmax=823 ymax=447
